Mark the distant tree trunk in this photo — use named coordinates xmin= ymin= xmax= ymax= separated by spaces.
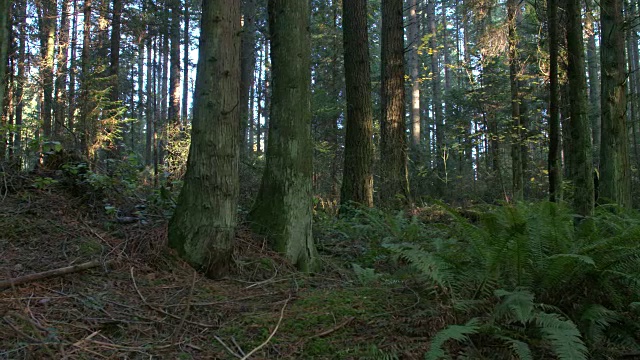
xmin=79 ymin=0 xmax=92 ymax=156
xmin=168 ymin=0 xmax=181 ymax=125
xmin=408 ymin=0 xmax=421 ymax=148
xmin=137 ymin=38 xmax=145 ymax=136
xmin=181 ymin=0 xmax=190 ymax=125
xmin=39 ymin=0 xmax=57 ymax=138
xmin=548 ymin=0 xmax=561 ymax=202
xmin=145 ymin=34 xmax=153 ymax=165
xmin=600 ymin=0 xmax=631 ymax=207
xmin=160 ymin=32 xmax=169 ymax=163
xmin=240 ymin=0 xmax=257 ymax=155
xmin=585 ymin=0 xmax=600 ymax=164
xmin=250 ymin=0 xmax=318 ymax=271
xmin=54 ymin=0 xmax=71 ymax=137
xmin=566 ymin=0 xmax=594 ymax=216
xmin=256 ymin=41 xmax=263 ymax=153
xmin=626 ymin=0 xmax=640 ymax=167
xmin=68 ymin=0 xmax=78 ymax=132
xmin=380 ymin=0 xmax=410 ymax=205
xmin=110 ymin=0 xmax=122 ymax=103
xmin=14 ymin=0 xmax=26 ymax=158
xmin=263 ymin=39 xmax=271 ymax=152
xmin=428 ymin=0 xmax=444 ymax=177
xmin=168 ymin=0 xmax=241 ymax=279
xmin=0 ymin=0 xmax=7 ymax=158
xmin=340 ymin=0 xmax=374 ymax=207
xmin=507 ymin=0 xmax=523 ymax=200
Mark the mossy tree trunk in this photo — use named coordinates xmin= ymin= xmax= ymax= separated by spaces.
xmin=168 ymin=0 xmax=241 ymax=279
xmin=380 ymin=0 xmax=410 ymax=205
xmin=250 ymin=0 xmax=318 ymax=272
xmin=566 ymin=0 xmax=594 ymax=216
xmin=599 ymin=0 xmax=632 ymax=208
xmin=340 ymin=0 xmax=374 ymax=207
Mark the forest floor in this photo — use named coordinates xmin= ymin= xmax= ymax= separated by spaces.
xmin=0 ymin=173 xmax=441 ymax=359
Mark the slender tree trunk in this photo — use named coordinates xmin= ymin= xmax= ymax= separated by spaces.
xmin=340 ymin=0 xmax=374 ymax=207
xmin=600 ymin=0 xmax=631 ymax=207
xmin=585 ymin=0 xmax=601 ymax=164
xmin=240 ymin=0 xmax=257 ymax=155
xmin=548 ymin=0 xmax=561 ymax=202
xmin=256 ymin=40 xmax=263 ymax=153
xmin=14 ymin=0 xmax=26 ymax=160
xmin=39 ymin=0 xmax=57 ymax=138
xmin=250 ymin=0 xmax=318 ymax=271
xmin=168 ymin=0 xmax=181 ymax=125
xmin=627 ymin=0 xmax=640 ymax=167
xmin=110 ymin=0 xmax=122 ymax=103
xmin=507 ymin=0 xmax=522 ymax=200
xmin=137 ymin=37 xmax=145 ymax=140
xmin=408 ymin=0 xmax=421 ymax=148
xmin=79 ymin=0 xmax=93 ymax=156
xmin=428 ymin=0 xmax=444 ymax=177
xmin=181 ymin=0 xmax=190 ymax=125
xmin=54 ymin=0 xmax=71 ymax=137
xmin=380 ymin=0 xmax=410 ymax=205
xmin=169 ymin=0 xmax=241 ymax=278
xmin=145 ymin=34 xmax=153 ymax=165
xmin=160 ymin=32 xmax=169 ymax=164
xmin=566 ymin=0 xmax=594 ymax=216
xmin=68 ymin=0 xmax=78 ymax=132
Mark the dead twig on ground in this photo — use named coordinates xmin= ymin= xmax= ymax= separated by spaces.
xmin=307 ymin=316 xmax=355 ymax=340
xmin=0 ymin=260 xmax=112 ymax=290
xmin=240 ymin=294 xmax=290 ymax=360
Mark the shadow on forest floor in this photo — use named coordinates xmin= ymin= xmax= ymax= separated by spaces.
xmin=0 ymin=176 xmax=440 ymax=359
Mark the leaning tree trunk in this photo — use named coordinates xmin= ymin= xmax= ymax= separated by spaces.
xmin=379 ymin=0 xmax=410 ymax=205
xmin=250 ymin=0 xmax=318 ymax=271
xmin=340 ymin=0 xmax=374 ymax=207
xmin=600 ymin=0 xmax=631 ymax=207
xmin=168 ymin=0 xmax=241 ymax=279
xmin=566 ymin=0 xmax=594 ymax=216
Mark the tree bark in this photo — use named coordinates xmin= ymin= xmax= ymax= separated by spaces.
xmin=428 ymin=0 xmax=444 ymax=178
xmin=548 ymin=0 xmax=561 ymax=202
xmin=168 ymin=0 xmax=181 ymax=125
xmin=79 ymin=0 xmax=93 ymax=156
xmin=585 ymin=0 xmax=600 ymax=164
xmin=168 ymin=0 xmax=241 ymax=279
xmin=340 ymin=0 xmax=374 ymax=207
xmin=110 ymin=0 xmax=122 ymax=104
xmin=600 ymin=0 xmax=631 ymax=207
xmin=68 ymin=0 xmax=78 ymax=132
xmin=380 ymin=0 xmax=410 ymax=205
xmin=566 ymin=0 xmax=594 ymax=216
xmin=250 ymin=0 xmax=318 ymax=271
xmin=54 ymin=0 xmax=71 ymax=137
xmin=408 ymin=0 xmax=421 ymax=148
xmin=39 ymin=0 xmax=57 ymax=138
xmin=240 ymin=0 xmax=257 ymax=155
xmin=507 ymin=0 xmax=522 ymax=200
xmin=14 ymin=0 xmax=26 ymax=159
xmin=145 ymin=33 xmax=153 ymax=165
xmin=182 ymin=0 xmax=190 ymax=125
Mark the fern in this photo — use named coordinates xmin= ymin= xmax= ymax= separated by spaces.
xmin=425 ymin=318 xmax=480 ymax=360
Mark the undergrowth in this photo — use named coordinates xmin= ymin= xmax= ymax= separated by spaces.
xmin=325 ymin=202 xmax=640 ymax=359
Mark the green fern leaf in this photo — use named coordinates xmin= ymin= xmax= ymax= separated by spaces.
xmin=425 ymin=318 xmax=480 ymax=360
xmin=535 ymin=312 xmax=588 ymax=360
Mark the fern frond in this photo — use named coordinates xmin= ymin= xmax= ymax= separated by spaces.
xmin=425 ymin=318 xmax=481 ymax=360
xmin=534 ymin=312 xmax=588 ymax=360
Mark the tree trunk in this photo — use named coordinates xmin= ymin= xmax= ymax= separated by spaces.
xmin=566 ymin=0 xmax=594 ymax=216
xmin=110 ymin=0 xmax=122 ymax=103
xmin=14 ymin=0 xmax=26 ymax=159
xmin=240 ymin=0 xmax=257 ymax=155
xmin=68 ymin=0 xmax=78 ymax=132
xmin=168 ymin=0 xmax=181 ymax=125
xmin=181 ymin=0 xmax=190 ymax=125
xmin=340 ymin=0 xmax=374 ymax=207
xmin=600 ymin=0 xmax=631 ymax=207
xmin=380 ymin=0 xmax=410 ymax=205
xmin=548 ymin=0 xmax=561 ymax=202
xmin=79 ymin=0 xmax=92 ymax=156
xmin=168 ymin=0 xmax=241 ymax=279
xmin=250 ymin=0 xmax=318 ymax=271
xmin=428 ymin=0 xmax=444 ymax=178
xmin=585 ymin=0 xmax=600 ymax=164
xmin=54 ymin=0 xmax=71 ymax=137
xmin=408 ymin=0 xmax=421 ymax=148
xmin=507 ymin=0 xmax=522 ymax=200
xmin=145 ymin=33 xmax=153 ymax=165
xmin=39 ymin=0 xmax=57 ymax=138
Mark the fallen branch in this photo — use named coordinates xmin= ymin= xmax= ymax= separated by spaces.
xmin=307 ymin=316 xmax=355 ymax=340
xmin=0 ymin=260 xmax=111 ymax=290
xmin=240 ymin=295 xmax=290 ymax=360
